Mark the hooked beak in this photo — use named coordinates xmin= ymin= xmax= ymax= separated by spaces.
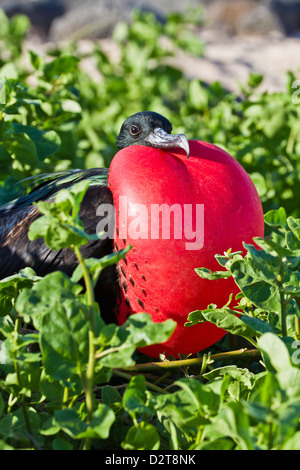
xmin=144 ymin=128 xmax=190 ymax=159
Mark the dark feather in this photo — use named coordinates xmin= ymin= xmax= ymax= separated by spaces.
xmin=0 ymin=168 xmax=109 ymax=215
xmin=0 ymin=169 xmax=115 ymax=322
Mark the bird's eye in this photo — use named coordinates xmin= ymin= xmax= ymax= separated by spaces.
xmin=129 ymin=125 xmax=140 ymax=136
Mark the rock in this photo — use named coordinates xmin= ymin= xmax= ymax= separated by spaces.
xmin=166 ymin=32 xmax=300 ymax=93
xmin=206 ymin=0 xmax=283 ymax=35
xmin=49 ymin=0 xmax=203 ymax=41
xmin=207 ymin=0 xmax=300 ymax=36
xmin=237 ymin=3 xmax=283 ymax=35
xmin=0 ymin=0 xmax=65 ymax=38
xmin=2 ymin=0 xmax=300 ymax=40
xmin=271 ymin=0 xmax=300 ymax=35
xmin=49 ymin=0 xmax=133 ymax=41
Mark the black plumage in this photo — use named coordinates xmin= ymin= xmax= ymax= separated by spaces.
xmin=0 ymin=112 xmax=189 ymax=322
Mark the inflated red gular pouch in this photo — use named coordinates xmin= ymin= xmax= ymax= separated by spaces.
xmin=108 ymin=140 xmax=264 ymax=358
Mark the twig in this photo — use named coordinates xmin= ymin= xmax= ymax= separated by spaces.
xmin=118 ymin=348 xmax=261 ymax=373
xmin=113 ymin=369 xmax=170 ymax=394
xmin=73 ymin=245 xmax=97 ymax=450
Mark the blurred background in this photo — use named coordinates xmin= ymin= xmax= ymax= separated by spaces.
xmin=1 ymin=0 xmax=300 ymax=92
xmin=0 ymin=0 xmax=300 ymax=218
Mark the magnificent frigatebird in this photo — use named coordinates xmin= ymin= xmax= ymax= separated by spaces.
xmin=0 ymin=111 xmax=189 ymax=322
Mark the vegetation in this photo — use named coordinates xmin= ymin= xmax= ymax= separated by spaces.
xmin=0 ymin=9 xmax=299 ymax=450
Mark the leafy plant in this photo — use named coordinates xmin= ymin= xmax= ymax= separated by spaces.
xmin=0 ymin=189 xmax=300 ymax=450
xmin=190 ymin=207 xmax=300 ymax=343
xmin=0 ymin=8 xmax=299 ymax=215
xmin=0 ymin=8 xmax=300 ymax=450
xmin=0 ymin=183 xmax=175 ymax=450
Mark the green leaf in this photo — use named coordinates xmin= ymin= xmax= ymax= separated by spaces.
xmin=97 ymin=314 xmax=176 ymax=369
xmin=214 ymin=250 xmax=244 ymax=269
xmin=257 ymin=333 xmax=293 ymax=373
xmin=123 ymin=375 xmax=153 ymax=418
xmin=195 ymin=267 xmax=231 ymax=280
xmin=113 ymin=21 xmax=129 ymax=42
xmin=0 ymin=393 xmax=4 ymax=417
xmin=277 ymin=368 xmax=300 ymax=400
xmin=230 ymin=253 xmax=281 ymax=312
xmin=124 ymin=313 xmax=176 ymax=349
xmin=154 ymin=387 xmax=209 ymax=434
xmin=40 ymin=298 xmax=90 ymax=385
xmin=287 ymin=217 xmax=300 ymax=241
xmin=186 ymin=306 xmax=257 ymax=344
xmin=43 ymin=55 xmax=79 ymax=78
xmin=276 ymin=399 xmax=300 ymax=443
xmin=52 ymin=437 xmax=73 ymax=450
xmin=253 ymin=236 xmax=298 ymax=265
xmin=53 ymin=408 xmax=86 ymax=439
xmin=61 ymin=99 xmax=82 ymax=114
xmin=10 ymin=14 xmax=30 ymax=36
xmin=28 ymin=181 xmax=95 ymax=250
xmin=175 ymin=378 xmax=221 ymax=417
xmin=39 ymin=369 xmax=65 ymax=402
xmin=250 ymin=172 xmax=267 ymax=197
xmin=281 ymin=432 xmax=300 ymax=450
xmin=0 ymin=9 xmax=9 ymax=36
xmin=193 ymin=438 xmax=235 ymax=450
xmin=9 ymin=132 xmax=38 ymax=166
xmin=0 ymin=145 xmax=10 ymax=167
xmin=122 ymin=423 xmax=160 ymax=450
xmin=0 ymin=63 xmax=18 ymax=80
xmin=0 ymin=268 xmax=41 ymax=316
xmin=0 ymin=440 xmax=14 ymax=450
xmin=264 ymin=207 xmax=287 ymax=228
xmin=12 ymin=123 xmax=61 ymax=161
xmin=28 ymin=50 xmax=42 ymax=70
xmin=240 ymin=315 xmax=275 ymax=336
xmin=79 ymin=404 xmax=115 ymax=439
xmin=16 ymin=271 xmax=82 ymax=329
xmin=101 ymin=385 xmax=122 ymax=408
xmin=0 ymin=407 xmax=41 ymax=446
xmin=286 ymin=230 xmax=300 ymax=253
xmin=210 ymin=401 xmax=254 ymax=450
xmin=71 ymin=247 xmax=131 ymax=286
xmin=15 ymin=271 xmax=91 ymax=386
xmin=188 ymin=79 xmax=208 ymax=111
xmin=247 ymin=72 xmax=264 ymax=89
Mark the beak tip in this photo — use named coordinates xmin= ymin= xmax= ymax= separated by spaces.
xmin=145 ymin=128 xmax=190 ymax=159
xmin=179 ymin=134 xmax=190 ymax=160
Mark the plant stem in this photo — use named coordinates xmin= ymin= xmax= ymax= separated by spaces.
xmin=199 ymin=353 xmax=208 ymax=379
xmin=13 ymin=317 xmax=35 ymax=446
xmin=62 ymin=387 xmax=69 ymax=408
xmin=74 ymin=246 xmax=95 ymax=307
xmin=279 ymin=290 xmax=287 ymax=337
xmin=277 ymin=261 xmax=287 ymax=337
xmin=295 ymin=316 xmax=300 ymax=340
xmin=294 ymin=297 xmax=300 ymax=336
xmin=74 ymin=245 xmax=97 ymax=450
xmin=119 ymin=348 xmax=261 ymax=373
xmin=286 ymin=127 xmax=296 ymax=155
xmin=85 ymin=328 xmax=96 ymax=421
xmin=113 ymin=369 xmax=170 ymax=394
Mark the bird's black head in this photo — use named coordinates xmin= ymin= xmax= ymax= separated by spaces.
xmin=116 ymin=111 xmax=189 ymax=158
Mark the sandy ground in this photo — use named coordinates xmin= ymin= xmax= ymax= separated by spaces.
xmin=168 ymin=29 xmax=300 ymax=93
xmin=25 ymin=29 xmax=300 ymax=94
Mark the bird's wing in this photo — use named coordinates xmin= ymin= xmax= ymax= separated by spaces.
xmin=0 ymin=168 xmax=118 ymax=321
xmin=0 ymin=184 xmax=117 ymax=322
xmin=0 ymin=168 xmax=112 ymax=278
